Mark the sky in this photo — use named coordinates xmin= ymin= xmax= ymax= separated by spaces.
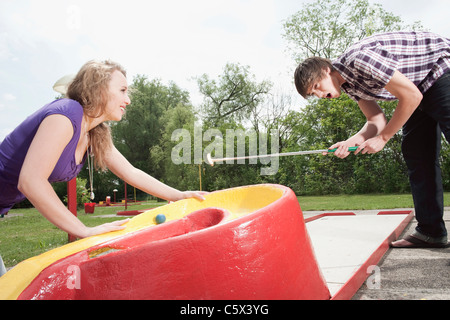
xmin=0 ymin=0 xmax=449 ymax=141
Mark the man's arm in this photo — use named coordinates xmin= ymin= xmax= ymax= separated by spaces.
xmin=331 ymin=99 xmax=387 ymax=158
xmin=359 ymin=70 xmax=423 ymax=154
xmin=354 ymin=99 xmax=387 ymax=143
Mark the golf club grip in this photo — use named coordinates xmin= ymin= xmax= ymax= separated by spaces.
xmin=328 ymin=146 xmax=359 ymax=153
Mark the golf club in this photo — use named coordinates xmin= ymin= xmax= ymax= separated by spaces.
xmin=205 ymin=146 xmax=359 ymax=166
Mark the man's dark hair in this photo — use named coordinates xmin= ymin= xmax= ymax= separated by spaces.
xmin=294 ymin=57 xmax=335 ymax=98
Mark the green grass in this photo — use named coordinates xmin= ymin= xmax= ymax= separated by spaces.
xmin=2 ymin=193 xmax=450 ymax=269
xmin=0 ymin=201 xmax=166 ymax=269
xmin=297 ymin=193 xmax=450 ymax=211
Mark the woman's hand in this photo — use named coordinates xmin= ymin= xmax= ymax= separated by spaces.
xmin=179 ymin=191 xmax=209 ymax=201
xmin=81 ymin=219 xmax=130 ymax=239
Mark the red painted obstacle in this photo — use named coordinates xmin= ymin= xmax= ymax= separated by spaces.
xmin=17 ymin=185 xmax=330 ymax=300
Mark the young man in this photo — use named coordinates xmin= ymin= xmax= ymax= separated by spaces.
xmin=294 ymin=31 xmax=450 ymax=248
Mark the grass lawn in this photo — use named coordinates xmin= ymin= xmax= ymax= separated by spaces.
xmin=297 ymin=193 xmax=421 ymax=211
xmin=2 ymin=193 xmax=450 ymax=269
xmin=0 ymin=201 xmax=165 ymax=269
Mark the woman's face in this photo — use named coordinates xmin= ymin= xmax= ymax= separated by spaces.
xmin=104 ymin=70 xmax=131 ymax=121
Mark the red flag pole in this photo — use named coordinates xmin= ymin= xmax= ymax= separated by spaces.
xmin=124 ymin=182 xmax=128 ymax=211
xmin=67 ymin=178 xmax=77 ymax=242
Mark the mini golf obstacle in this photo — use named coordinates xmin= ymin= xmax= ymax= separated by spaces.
xmin=0 ymin=184 xmax=412 ymax=300
xmin=116 ymin=209 xmax=147 ymax=216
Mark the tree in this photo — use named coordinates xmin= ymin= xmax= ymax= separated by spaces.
xmin=282 ymin=0 xmax=424 ymax=61
xmin=112 ymin=76 xmax=191 ymax=179
xmin=106 ymin=76 xmax=196 ymax=199
xmin=197 ymin=63 xmax=272 ymax=127
xmin=150 ymin=103 xmax=200 ymax=191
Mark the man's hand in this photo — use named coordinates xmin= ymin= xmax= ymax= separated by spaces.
xmin=326 ymin=141 xmax=359 ymax=159
xmin=359 ymin=135 xmax=388 ymax=154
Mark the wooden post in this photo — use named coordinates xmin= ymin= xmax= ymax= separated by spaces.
xmin=199 ymin=164 xmax=202 ymax=191
xmin=67 ymin=178 xmax=77 ymax=243
xmin=124 ymin=182 xmax=128 ymax=211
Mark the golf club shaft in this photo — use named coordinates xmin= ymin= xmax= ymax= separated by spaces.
xmin=210 ymin=147 xmax=359 ymax=163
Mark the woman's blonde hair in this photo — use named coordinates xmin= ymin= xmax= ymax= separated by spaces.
xmin=66 ymin=60 xmax=127 ymax=171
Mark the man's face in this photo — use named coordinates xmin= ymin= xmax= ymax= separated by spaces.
xmin=308 ymin=67 xmax=342 ymax=99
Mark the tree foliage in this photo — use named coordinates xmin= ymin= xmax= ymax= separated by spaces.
xmin=197 ymin=63 xmax=272 ymax=127
xmin=282 ymin=0 xmax=424 ymax=61
xmin=65 ymin=0 xmax=450 ymax=203
xmin=112 ymin=75 xmax=191 ymax=178
xmin=274 ymin=95 xmax=411 ymax=195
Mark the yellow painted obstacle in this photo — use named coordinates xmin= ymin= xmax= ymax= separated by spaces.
xmin=1 ymin=185 xmax=293 ymax=299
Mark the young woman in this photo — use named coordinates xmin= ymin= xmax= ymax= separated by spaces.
xmin=0 ymin=60 xmax=207 ymax=240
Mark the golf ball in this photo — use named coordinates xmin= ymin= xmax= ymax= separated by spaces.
xmin=155 ymin=214 xmax=166 ymax=224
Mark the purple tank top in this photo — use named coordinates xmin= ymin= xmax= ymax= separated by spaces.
xmin=0 ymin=99 xmax=86 ymax=213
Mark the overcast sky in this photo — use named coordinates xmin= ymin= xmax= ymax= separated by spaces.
xmin=1 ymin=0 xmax=449 ymax=141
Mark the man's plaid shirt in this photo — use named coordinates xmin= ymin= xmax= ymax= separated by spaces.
xmin=332 ymin=31 xmax=450 ymax=101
